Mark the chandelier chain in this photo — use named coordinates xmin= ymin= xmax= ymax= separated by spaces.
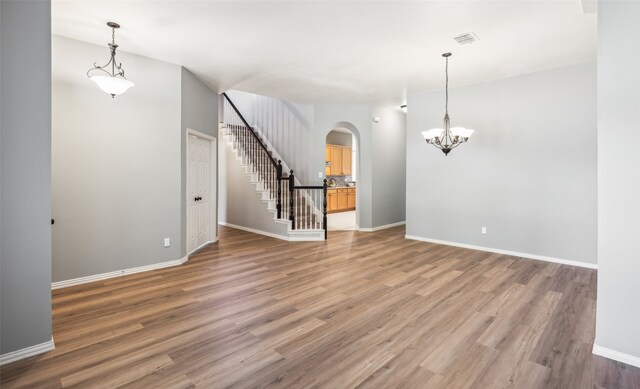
xmin=112 ymin=27 xmax=115 ymax=45
xmin=445 ymin=55 xmax=449 ymax=115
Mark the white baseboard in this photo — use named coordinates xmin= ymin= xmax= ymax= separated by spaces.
xmin=51 ymin=255 xmax=189 ymax=290
xmin=221 ymin=222 xmax=290 ymax=241
xmin=221 ymin=222 xmax=325 ymax=241
xmin=188 ymin=239 xmax=216 ymax=256
xmin=404 ymin=234 xmax=597 ymax=270
xmin=0 ymin=337 xmax=55 ymax=366
xmin=360 ymin=221 xmax=406 ymax=232
xmin=593 ymin=344 xmax=640 ymax=368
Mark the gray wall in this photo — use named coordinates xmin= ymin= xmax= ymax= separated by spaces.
xmin=595 ymin=1 xmax=640 ymax=361
xmin=0 ymin=0 xmax=52 ymax=354
xmin=372 ymin=106 xmax=406 ymax=227
xmin=326 ymin=131 xmax=352 ymax=147
xmin=52 ymin=36 xmax=182 ymax=282
xmin=180 ymin=68 xmax=219 ymax=256
xmin=406 ymin=62 xmax=597 ymax=265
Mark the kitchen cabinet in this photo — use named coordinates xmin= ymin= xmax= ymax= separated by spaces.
xmin=327 ymin=187 xmax=356 ymax=213
xmin=337 ymin=189 xmax=349 ymax=209
xmin=347 ymin=188 xmax=356 ymax=208
xmin=342 ymin=147 xmax=352 ymax=175
xmin=326 ymin=144 xmax=352 ymax=176
xmin=330 ymin=146 xmax=342 ymax=176
xmin=328 ymin=189 xmax=338 ymax=212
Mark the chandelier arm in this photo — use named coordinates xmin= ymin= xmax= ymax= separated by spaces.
xmin=87 ymin=66 xmax=113 ymax=78
xmin=86 ymin=48 xmax=127 ymax=79
xmin=87 ymin=54 xmax=115 ymax=76
xmin=430 ymin=142 xmax=445 ymax=152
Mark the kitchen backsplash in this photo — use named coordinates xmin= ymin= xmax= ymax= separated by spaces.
xmin=327 ymin=175 xmax=355 ymax=187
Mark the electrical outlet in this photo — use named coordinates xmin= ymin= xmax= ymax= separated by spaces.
xmin=481 ymin=227 xmax=487 ymax=234
xmin=319 ymin=172 xmax=323 ymax=178
xmin=164 ymin=238 xmax=171 ymax=247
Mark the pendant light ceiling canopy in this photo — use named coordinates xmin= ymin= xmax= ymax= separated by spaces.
xmin=421 ymin=53 xmax=474 ymax=156
xmin=87 ymin=22 xmax=134 ymax=98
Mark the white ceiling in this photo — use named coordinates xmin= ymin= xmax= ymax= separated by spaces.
xmin=51 ymin=1 xmax=596 ymax=105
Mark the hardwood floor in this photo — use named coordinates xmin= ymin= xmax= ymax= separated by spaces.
xmin=1 ymin=225 xmax=639 ymax=388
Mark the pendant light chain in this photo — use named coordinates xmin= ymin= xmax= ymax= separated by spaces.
xmin=445 ymin=55 xmax=449 ymax=115
xmin=112 ymin=26 xmax=116 ymax=45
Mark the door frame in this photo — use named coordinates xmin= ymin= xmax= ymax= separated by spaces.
xmin=186 ymin=128 xmax=217 ymax=255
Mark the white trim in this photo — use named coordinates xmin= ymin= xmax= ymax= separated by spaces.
xmin=188 ymin=240 xmax=216 ymax=255
xmin=220 ymin=222 xmax=325 ymax=242
xmin=0 ymin=337 xmax=55 ymax=366
xmin=404 ymin=234 xmax=597 ymax=270
xmin=187 ymin=127 xmax=215 ymax=141
xmin=360 ymin=221 xmax=406 ymax=232
xmin=593 ymin=344 xmax=640 ymax=368
xmin=51 ymin=256 xmax=189 ymax=290
xmin=220 ymin=222 xmax=290 ymax=241
xmin=288 ymin=232 xmax=325 ymax=241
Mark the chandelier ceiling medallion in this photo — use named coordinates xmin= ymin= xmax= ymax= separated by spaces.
xmin=87 ymin=22 xmax=134 ymax=98
xmin=422 ymin=53 xmax=474 ymax=156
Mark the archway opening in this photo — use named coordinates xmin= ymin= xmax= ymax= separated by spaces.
xmin=325 ymin=127 xmax=358 ymax=230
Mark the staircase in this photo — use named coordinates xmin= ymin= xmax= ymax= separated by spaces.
xmin=221 ymin=93 xmax=327 ymax=241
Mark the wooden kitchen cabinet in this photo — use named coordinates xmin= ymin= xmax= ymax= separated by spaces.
xmin=347 ymin=188 xmax=356 ymax=208
xmin=337 ymin=189 xmax=348 ymax=210
xmin=327 ymin=187 xmax=356 ymax=213
xmin=327 ymin=189 xmax=338 ymax=212
xmin=330 ymin=146 xmax=342 ymax=176
xmin=326 ymin=144 xmax=352 ymax=176
xmin=342 ymin=147 xmax=352 ymax=175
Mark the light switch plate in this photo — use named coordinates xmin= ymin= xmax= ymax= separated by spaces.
xmin=164 ymin=238 xmax=171 ymax=247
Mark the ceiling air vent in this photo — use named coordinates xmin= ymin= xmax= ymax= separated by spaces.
xmin=453 ymin=32 xmax=479 ymax=45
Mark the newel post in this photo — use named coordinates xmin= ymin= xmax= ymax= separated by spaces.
xmin=276 ymin=160 xmax=283 ymax=219
xmin=289 ymin=170 xmax=295 ymax=230
xmin=323 ymin=179 xmax=328 ymax=240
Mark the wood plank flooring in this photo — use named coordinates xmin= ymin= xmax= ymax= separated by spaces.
xmin=1 ymin=225 xmax=639 ymax=388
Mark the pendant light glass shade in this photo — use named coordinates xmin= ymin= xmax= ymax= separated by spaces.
xmin=421 ymin=128 xmax=443 ymax=141
xmin=450 ymin=127 xmax=474 ymax=139
xmin=89 ymin=75 xmax=134 ymax=96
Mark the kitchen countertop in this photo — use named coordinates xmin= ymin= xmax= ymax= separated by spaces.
xmin=327 ymin=186 xmax=356 ymax=189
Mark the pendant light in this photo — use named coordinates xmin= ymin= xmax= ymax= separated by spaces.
xmin=422 ymin=53 xmax=474 ymax=155
xmin=87 ymin=22 xmax=134 ymax=98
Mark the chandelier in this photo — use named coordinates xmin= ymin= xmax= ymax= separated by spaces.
xmin=422 ymin=53 xmax=474 ymax=155
xmin=87 ymin=22 xmax=134 ymax=98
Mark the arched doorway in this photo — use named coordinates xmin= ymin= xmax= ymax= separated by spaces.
xmin=325 ymin=126 xmax=359 ymax=230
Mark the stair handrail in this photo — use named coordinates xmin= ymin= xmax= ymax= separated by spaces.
xmin=222 ymin=92 xmax=278 ymax=168
xmin=223 ymin=92 xmax=328 ymax=239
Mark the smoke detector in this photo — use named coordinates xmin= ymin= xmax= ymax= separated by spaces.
xmin=453 ymin=32 xmax=479 ymax=45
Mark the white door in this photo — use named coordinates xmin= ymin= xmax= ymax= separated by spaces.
xmin=187 ymin=135 xmax=214 ymax=254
